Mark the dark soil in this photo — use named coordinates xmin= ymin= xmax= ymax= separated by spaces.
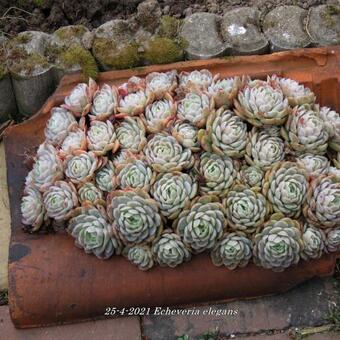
xmin=0 ymin=0 xmax=335 ymax=36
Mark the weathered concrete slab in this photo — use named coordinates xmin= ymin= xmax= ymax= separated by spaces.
xmin=263 ymin=6 xmax=311 ymax=52
xmin=142 ymin=277 xmax=339 ymax=339
xmin=181 ymin=12 xmax=231 ymax=60
xmin=221 ymin=7 xmax=269 ymax=55
xmin=0 ymin=306 xmax=142 ymax=339
xmin=0 ymin=142 xmax=10 ymax=290
xmin=307 ymin=5 xmax=340 ymax=47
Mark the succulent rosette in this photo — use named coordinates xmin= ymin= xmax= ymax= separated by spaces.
xmin=237 ymin=165 xmax=264 ymax=191
xmin=281 ymin=104 xmax=329 ymax=155
xmin=174 ymin=195 xmax=225 ymax=253
xmin=95 ymin=161 xmax=116 ymax=192
xmin=194 ymin=152 xmax=237 ymax=197
xmin=89 ymin=84 xmax=119 ymax=121
xmin=301 ymin=223 xmax=326 ymax=260
xmin=68 ymin=205 xmax=122 ymax=259
xmin=210 ymin=232 xmax=252 ymax=270
xmin=78 ymin=182 xmax=105 ymax=206
xmin=179 ymin=69 xmax=212 ymax=91
xmin=223 ymin=184 xmax=270 ymax=234
xmin=146 ymin=71 xmax=177 ymax=99
xmin=319 ymin=106 xmax=340 ymax=152
xmin=25 ymin=142 xmax=64 ymax=192
xmin=21 ymin=70 xmax=340 ymax=269
xmin=152 ymin=230 xmax=191 ymax=268
xmin=123 ymin=244 xmax=154 ymax=271
xmin=63 ymin=78 xmax=97 ymax=117
xmin=118 ymin=90 xmax=148 ymax=116
xmin=171 ymin=121 xmax=200 ymax=152
xmin=116 ymin=117 xmax=147 ymax=153
xmin=116 ymin=159 xmax=155 ymax=191
xmin=245 ymin=127 xmax=285 ymax=170
xmin=21 ymin=186 xmax=48 ymax=231
xmin=107 ymin=189 xmax=163 ymax=245
xmin=303 ymin=175 xmax=340 ymax=228
xmin=198 ymin=108 xmax=247 ymax=158
xmin=263 ymin=161 xmax=308 ymax=218
xmin=329 ymin=167 xmax=340 ymax=177
xmin=296 ymin=154 xmax=330 ymax=178
xmin=325 ymin=227 xmax=340 ymax=253
xmin=331 ymin=151 xmax=340 ymax=168
xmin=112 ymin=150 xmax=137 ymax=167
xmin=64 ymin=150 xmax=102 ymax=184
xmin=253 ymin=213 xmax=303 ymax=272
xmin=208 ymin=75 xmax=241 ymax=108
xmin=144 ymin=133 xmax=194 ymax=173
xmin=87 ymin=120 xmax=119 ymax=156
xmin=142 ymin=96 xmax=176 ymax=133
xmin=151 ymin=172 xmax=198 ymax=219
xmin=118 ymin=76 xmax=145 ymax=95
xmin=277 ymin=76 xmax=315 ymax=106
xmin=177 ymin=92 xmax=212 ymax=128
xmin=234 ymin=80 xmax=289 ymax=126
xmin=43 ymin=180 xmax=78 ymax=221
xmin=44 ymin=107 xmax=77 ymax=146
xmin=59 ymin=127 xmax=87 ymax=157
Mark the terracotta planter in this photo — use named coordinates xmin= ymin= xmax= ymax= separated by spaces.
xmin=4 ymin=46 xmax=340 ymax=328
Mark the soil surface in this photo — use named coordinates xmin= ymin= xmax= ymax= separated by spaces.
xmin=0 ymin=0 xmax=337 ymax=36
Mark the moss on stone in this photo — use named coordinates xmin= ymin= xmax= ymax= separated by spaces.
xmin=44 ymin=43 xmax=63 ymax=62
xmin=325 ymin=4 xmax=340 ymax=16
xmin=0 ymin=47 xmax=7 ymax=80
xmin=9 ymin=33 xmax=32 ymax=49
xmin=263 ymin=20 xmax=277 ymax=30
xmin=158 ymin=15 xmax=182 ymax=39
xmin=0 ymin=64 xmax=6 ymax=80
xmin=59 ymin=44 xmax=98 ymax=80
xmin=321 ymin=5 xmax=340 ymax=29
xmin=9 ymin=48 xmax=50 ymax=76
xmin=55 ymin=25 xmax=87 ymax=41
xmin=143 ymin=37 xmax=184 ymax=65
xmin=16 ymin=33 xmax=32 ymax=44
xmin=93 ymin=37 xmax=140 ymax=70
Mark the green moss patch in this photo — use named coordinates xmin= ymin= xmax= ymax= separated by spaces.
xmin=59 ymin=44 xmax=98 ymax=80
xmin=7 ymin=32 xmax=32 ymax=51
xmin=55 ymin=25 xmax=88 ymax=41
xmin=158 ymin=16 xmax=182 ymax=39
xmin=321 ymin=5 xmax=340 ymax=29
xmin=0 ymin=47 xmax=7 ymax=80
xmin=93 ymin=37 xmax=140 ymax=70
xmin=143 ymin=37 xmax=184 ymax=65
xmin=8 ymin=47 xmax=50 ymax=76
xmin=92 ymin=15 xmax=188 ymax=69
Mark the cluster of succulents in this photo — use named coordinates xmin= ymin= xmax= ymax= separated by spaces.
xmin=21 ymin=70 xmax=340 ymax=272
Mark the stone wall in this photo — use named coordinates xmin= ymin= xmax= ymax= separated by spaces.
xmin=0 ymin=2 xmax=339 ymax=121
